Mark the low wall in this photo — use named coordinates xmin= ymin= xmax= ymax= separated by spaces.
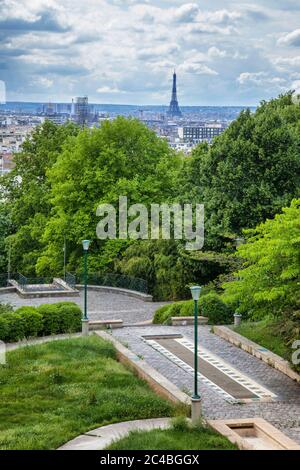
xmin=95 ymin=330 xmax=190 ymax=409
xmin=76 ymin=284 xmax=153 ymax=302
xmin=213 ymin=325 xmax=300 ymax=384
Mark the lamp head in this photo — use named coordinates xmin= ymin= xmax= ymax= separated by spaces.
xmin=190 ymin=285 xmax=201 ymax=301
xmin=82 ymin=240 xmax=91 ymax=251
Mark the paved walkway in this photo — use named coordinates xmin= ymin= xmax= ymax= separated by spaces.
xmin=111 ymin=325 xmax=300 ymax=444
xmin=59 ymin=418 xmax=171 ymax=450
xmin=0 ymin=291 xmax=168 ymax=325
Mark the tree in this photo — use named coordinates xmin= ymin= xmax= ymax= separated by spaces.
xmin=0 ymin=202 xmax=12 ymax=273
xmin=180 ymin=93 xmax=300 ymax=249
xmin=36 ymin=117 xmax=181 ymax=275
xmin=2 ymin=121 xmax=79 ymax=274
xmin=223 ymin=199 xmax=300 ymax=320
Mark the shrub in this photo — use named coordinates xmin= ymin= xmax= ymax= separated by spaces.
xmin=153 ymin=300 xmax=198 ymax=325
xmin=0 ymin=316 xmax=9 ymax=340
xmin=153 ymin=305 xmax=171 ymax=324
xmin=37 ymin=302 xmax=82 ymax=335
xmin=0 ymin=302 xmax=14 ymax=315
xmin=55 ymin=302 xmax=82 ymax=333
xmin=0 ymin=302 xmax=82 ymax=342
xmin=14 ymin=307 xmax=43 ymax=338
xmin=199 ymin=293 xmax=233 ymax=325
xmin=37 ymin=304 xmax=61 ymax=335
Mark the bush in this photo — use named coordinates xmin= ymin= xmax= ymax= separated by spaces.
xmin=0 ymin=302 xmax=13 ymax=315
xmin=153 ymin=300 xmax=197 ymax=325
xmin=199 ymin=293 xmax=233 ymax=325
xmin=153 ymin=295 xmax=233 ymax=325
xmin=14 ymin=307 xmax=43 ymax=338
xmin=54 ymin=302 xmax=82 ymax=333
xmin=0 ymin=302 xmax=82 ymax=342
xmin=37 ymin=302 xmax=82 ymax=335
xmin=0 ymin=316 xmax=9 ymax=340
xmin=37 ymin=304 xmax=61 ymax=335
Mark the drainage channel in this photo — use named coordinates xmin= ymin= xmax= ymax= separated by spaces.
xmin=143 ymin=335 xmax=276 ymax=404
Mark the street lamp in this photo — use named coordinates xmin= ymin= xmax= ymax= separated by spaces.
xmin=190 ymin=285 xmax=202 ymax=423
xmin=82 ymin=240 xmax=90 ymax=336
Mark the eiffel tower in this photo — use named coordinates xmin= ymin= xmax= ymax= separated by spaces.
xmin=167 ymin=70 xmax=182 ymax=118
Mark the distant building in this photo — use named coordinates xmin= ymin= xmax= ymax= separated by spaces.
xmin=74 ymin=96 xmax=89 ymax=127
xmin=178 ymin=123 xmax=226 ymax=144
xmin=167 ymin=71 xmax=182 ymax=118
xmin=0 ymin=153 xmax=14 ymax=175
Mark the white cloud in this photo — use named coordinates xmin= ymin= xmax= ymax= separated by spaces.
xmin=1 ymin=0 xmax=300 ymax=105
xmin=173 ymin=3 xmax=199 ymax=23
xmin=237 ymin=71 xmax=287 ymax=89
xmin=278 ymin=29 xmax=300 ymax=46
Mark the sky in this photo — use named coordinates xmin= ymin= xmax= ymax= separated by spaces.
xmin=0 ymin=0 xmax=300 ymax=106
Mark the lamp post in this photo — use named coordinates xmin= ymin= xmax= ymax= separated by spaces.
xmin=82 ymin=240 xmax=90 ymax=336
xmin=190 ymin=285 xmax=202 ymax=423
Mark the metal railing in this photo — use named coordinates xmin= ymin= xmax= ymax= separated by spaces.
xmin=18 ymin=273 xmax=53 ymax=289
xmin=76 ymin=272 xmax=148 ymax=294
xmin=0 ymin=271 xmax=148 ymax=294
xmin=65 ymin=271 xmax=76 ymax=288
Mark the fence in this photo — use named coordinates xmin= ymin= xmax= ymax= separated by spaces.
xmin=65 ymin=272 xmax=76 ymax=288
xmin=76 ymin=272 xmax=148 ymax=294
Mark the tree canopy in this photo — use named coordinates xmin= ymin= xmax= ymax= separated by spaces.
xmin=223 ymin=199 xmax=300 ymax=320
xmin=180 ymin=93 xmax=300 ymax=248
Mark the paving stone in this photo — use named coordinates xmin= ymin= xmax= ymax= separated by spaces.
xmin=0 ymin=291 xmax=168 ymax=324
xmin=112 ymin=325 xmax=300 ymax=444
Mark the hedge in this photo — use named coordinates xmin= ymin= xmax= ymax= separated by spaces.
xmin=0 ymin=302 xmax=82 ymax=342
xmin=153 ymin=294 xmax=233 ymax=325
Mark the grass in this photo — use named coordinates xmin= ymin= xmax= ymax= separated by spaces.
xmin=0 ymin=335 xmax=175 ymax=450
xmin=234 ymin=318 xmax=289 ymax=360
xmin=107 ymin=417 xmax=238 ymax=450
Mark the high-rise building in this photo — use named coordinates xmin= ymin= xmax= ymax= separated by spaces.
xmin=167 ymin=71 xmax=182 ymax=118
xmin=74 ymin=96 xmax=89 ymax=127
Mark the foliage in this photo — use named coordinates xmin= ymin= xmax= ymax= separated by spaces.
xmin=153 ymin=294 xmax=232 ymax=325
xmin=0 ymin=202 xmax=13 ymax=273
xmin=14 ymin=307 xmax=43 ymax=338
xmin=117 ymin=240 xmax=234 ymax=300
xmin=107 ymin=418 xmax=237 ymax=450
xmin=179 ymin=93 xmax=300 ymax=248
xmin=223 ymin=199 xmax=300 ymax=321
xmin=0 ymin=302 xmax=82 ymax=342
xmin=36 ymin=302 xmax=82 ymax=336
xmin=234 ymin=317 xmax=289 ymax=362
xmin=0 ymin=303 xmax=13 ymax=315
xmin=2 ymin=120 xmax=79 ymax=275
xmin=199 ymin=293 xmax=233 ymax=325
xmin=36 ymin=117 xmax=181 ymax=276
xmin=1 ymin=313 xmax=24 ymax=342
xmin=0 ymin=336 xmax=174 ymax=449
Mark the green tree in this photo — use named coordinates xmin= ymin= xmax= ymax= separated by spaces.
xmin=2 ymin=121 xmax=79 ymax=274
xmin=36 ymin=117 xmax=181 ymax=275
xmin=180 ymin=93 xmax=300 ymax=249
xmin=223 ymin=199 xmax=300 ymax=320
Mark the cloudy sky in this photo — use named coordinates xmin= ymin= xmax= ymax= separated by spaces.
xmin=1 ymin=0 xmax=300 ymax=105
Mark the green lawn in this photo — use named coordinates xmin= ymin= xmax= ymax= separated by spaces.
xmin=234 ymin=319 xmax=289 ymax=360
xmin=0 ymin=336 xmax=174 ymax=450
xmin=107 ymin=418 xmax=237 ymax=450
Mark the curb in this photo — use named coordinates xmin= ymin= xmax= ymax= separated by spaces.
xmin=76 ymin=285 xmax=153 ymax=302
xmin=58 ymin=418 xmax=172 ymax=450
xmin=95 ymin=330 xmax=191 ymax=408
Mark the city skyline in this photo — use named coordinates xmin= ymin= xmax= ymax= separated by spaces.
xmin=0 ymin=1 xmax=300 ymax=105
